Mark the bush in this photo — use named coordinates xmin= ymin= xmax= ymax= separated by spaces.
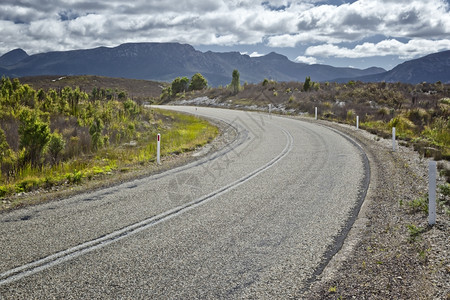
xmin=189 ymin=73 xmax=208 ymax=91
xmin=407 ymin=224 xmax=424 ymax=243
xmin=16 ymin=178 xmax=41 ymax=193
xmin=18 ymin=108 xmax=50 ymax=167
xmin=407 ymin=108 xmax=431 ymax=129
xmin=89 ymin=117 xmax=104 ymax=150
xmin=0 ymin=185 xmax=11 ymax=198
xmin=423 ymin=117 xmax=450 ymax=149
xmin=66 ymin=170 xmax=83 ymax=184
xmin=439 ymin=183 xmax=450 ymax=205
xmin=407 ymin=196 xmax=428 ymax=214
xmin=64 ymin=136 xmax=81 ymax=159
xmin=388 ymin=115 xmax=416 ymax=138
xmin=47 ymin=132 xmax=65 ymax=164
xmin=346 ymin=109 xmax=355 ymax=121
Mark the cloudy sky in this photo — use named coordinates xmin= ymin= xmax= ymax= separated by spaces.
xmin=1 ymin=0 xmax=449 ymax=70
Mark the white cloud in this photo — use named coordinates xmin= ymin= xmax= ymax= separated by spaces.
xmin=240 ymin=51 xmax=265 ymax=57
xmin=295 ymin=56 xmax=320 ymax=64
xmin=29 ymin=19 xmax=65 ymax=39
xmin=0 ymin=0 xmax=449 ymax=62
xmin=305 ymin=39 xmax=450 ymax=59
xmin=249 ymin=51 xmax=265 ymax=57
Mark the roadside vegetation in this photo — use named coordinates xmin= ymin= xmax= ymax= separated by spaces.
xmin=160 ymin=73 xmax=208 ymax=101
xmin=20 ymin=75 xmax=166 ymax=104
xmin=168 ymin=76 xmax=450 ymax=164
xmin=0 ymin=77 xmax=217 ymax=209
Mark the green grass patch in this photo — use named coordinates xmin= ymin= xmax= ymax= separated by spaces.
xmin=362 ymin=115 xmax=449 ymax=160
xmin=439 ymin=183 xmax=450 ymax=198
xmin=155 ymin=109 xmax=219 ymax=156
xmin=407 ymin=224 xmax=425 ymax=243
xmin=407 ymin=195 xmax=428 ymax=214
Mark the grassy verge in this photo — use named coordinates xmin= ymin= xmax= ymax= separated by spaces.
xmin=360 ymin=115 xmax=449 ymax=160
xmin=0 ymin=109 xmax=218 ymax=210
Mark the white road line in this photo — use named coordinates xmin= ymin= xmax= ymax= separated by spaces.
xmin=0 ymin=128 xmax=293 ymax=286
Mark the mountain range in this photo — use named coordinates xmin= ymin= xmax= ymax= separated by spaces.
xmin=336 ymin=50 xmax=450 ymax=84
xmin=0 ymin=43 xmax=449 ymax=86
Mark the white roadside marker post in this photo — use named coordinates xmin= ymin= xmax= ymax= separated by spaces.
xmin=356 ymin=116 xmax=359 ymax=129
xmin=269 ymin=104 xmax=272 ymax=114
xmin=429 ymin=161 xmax=437 ymax=226
xmin=315 ymin=107 xmax=318 ymax=120
xmin=392 ymin=127 xmax=396 ymax=151
xmin=157 ymin=133 xmax=161 ymax=165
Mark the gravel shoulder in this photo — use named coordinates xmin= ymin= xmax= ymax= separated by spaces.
xmin=300 ymin=118 xmax=450 ymax=300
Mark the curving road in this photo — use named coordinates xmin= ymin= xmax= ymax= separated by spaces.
xmin=0 ymin=107 xmax=369 ymax=299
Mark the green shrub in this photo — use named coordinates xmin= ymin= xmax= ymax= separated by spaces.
xmin=346 ymin=109 xmax=355 ymax=121
xmin=439 ymin=98 xmax=450 ymax=105
xmin=47 ymin=132 xmax=65 ymax=164
xmin=407 ymin=196 xmax=428 ymax=214
xmin=439 ymin=183 xmax=450 ymax=205
xmin=44 ymin=176 xmax=57 ymax=188
xmin=423 ymin=117 xmax=450 ymax=150
xmin=407 ymin=224 xmax=424 ymax=243
xmin=66 ymin=170 xmax=83 ymax=184
xmin=16 ymin=178 xmax=41 ymax=193
xmin=407 ymin=108 xmax=430 ymax=127
xmin=0 ymin=185 xmax=12 ymax=198
xmin=439 ymin=183 xmax=450 ymax=197
xmin=388 ymin=115 xmax=416 ymax=138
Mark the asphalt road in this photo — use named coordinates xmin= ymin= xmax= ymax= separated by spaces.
xmin=0 ymin=107 xmax=369 ymax=299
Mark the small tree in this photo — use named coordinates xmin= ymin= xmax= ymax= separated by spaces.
xmin=47 ymin=132 xmax=65 ymax=164
xmin=231 ymin=69 xmax=240 ymax=94
xmin=303 ymin=76 xmax=312 ymax=92
xmin=123 ymin=98 xmax=140 ymax=116
xmin=172 ymin=77 xmax=189 ymax=95
xmin=0 ymin=128 xmax=15 ymax=179
xmin=189 ymin=73 xmax=208 ymax=91
xmin=89 ymin=117 xmax=104 ymax=151
xmin=160 ymin=86 xmax=172 ymax=102
xmin=18 ymin=108 xmax=50 ymax=167
xmin=0 ymin=128 xmax=11 ymax=161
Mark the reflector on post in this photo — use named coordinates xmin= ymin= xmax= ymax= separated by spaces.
xmin=157 ymin=133 xmax=161 ymax=165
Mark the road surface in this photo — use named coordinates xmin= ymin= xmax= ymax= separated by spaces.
xmin=0 ymin=107 xmax=369 ymax=298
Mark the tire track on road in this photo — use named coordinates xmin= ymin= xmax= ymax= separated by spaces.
xmin=0 ymin=127 xmax=293 ymax=287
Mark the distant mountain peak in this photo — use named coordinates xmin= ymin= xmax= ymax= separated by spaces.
xmin=0 ymin=48 xmax=29 ymax=66
xmin=263 ymin=52 xmax=289 ymax=60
